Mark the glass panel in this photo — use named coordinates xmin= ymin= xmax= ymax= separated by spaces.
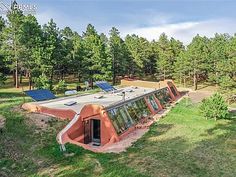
xmin=107 ymin=108 xmax=123 ymax=134
xmin=155 ymin=88 xmax=172 ymax=106
xmin=107 ymin=105 xmax=135 ymax=134
xmin=163 ymin=88 xmax=172 ymax=102
xmin=170 ymin=86 xmax=177 ymax=96
xmin=126 ymin=102 xmax=140 ymax=122
xmin=135 ymin=98 xmax=151 ymax=117
xmin=126 ymin=98 xmax=151 ymax=120
xmin=107 ymin=98 xmax=151 ymax=135
xmin=119 ymin=106 xmax=134 ymax=128
xmin=147 ymin=95 xmax=159 ymax=111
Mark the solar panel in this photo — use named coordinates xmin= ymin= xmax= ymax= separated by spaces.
xmin=101 ymin=83 xmax=112 ymax=91
xmin=24 ymin=89 xmax=56 ymax=101
xmin=95 ymin=81 xmax=116 ymax=92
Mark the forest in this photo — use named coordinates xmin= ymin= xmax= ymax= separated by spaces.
xmin=0 ymin=4 xmax=235 ymax=98
xmin=0 ymin=2 xmax=236 ymax=176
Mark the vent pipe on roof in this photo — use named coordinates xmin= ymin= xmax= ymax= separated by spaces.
xmin=122 ymin=91 xmax=125 ymax=101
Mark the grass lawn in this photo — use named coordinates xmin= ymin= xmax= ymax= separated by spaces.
xmin=0 ymin=88 xmax=236 ymax=177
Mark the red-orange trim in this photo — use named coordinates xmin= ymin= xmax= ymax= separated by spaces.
xmin=22 ymin=103 xmax=76 ymax=120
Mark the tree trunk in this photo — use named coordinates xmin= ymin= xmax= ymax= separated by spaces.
xmin=215 ymin=70 xmax=218 ymax=87
xmin=193 ymin=69 xmax=197 ymax=91
xmin=20 ymin=72 xmax=23 ymax=84
xmin=184 ymin=76 xmax=186 ymax=88
xmin=61 ymin=67 xmax=65 ymax=80
xmin=15 ymin=60 xmax=19 ymax=88
xmin=180 ymin=75 xmax=182 ymax=86
xmin=50 ymin=68 xmax=54 ymax=91
xmin=29 ymin=72 xmax=32 ymax=90
xmin=25 ymin=70 xmax=29 ymax=78
xmin=13 ymin=70 xmax=16 ymax=86
xmin=112 ymin=71 xmax=116 ymax=85
xmin=90 ymin=70 xmax=94 ymax=89
xmin=90 ymin=77 xmax=94 ymax=89
xmin=163 ymin=69 xmax=166 ymax=80
xmin=78 ymin=72 xmax=81 ymax=83
xmin=112 ymin=53 xmax=116 ymax=85
xmin=13 ymin=24 xmax=19 ymax=88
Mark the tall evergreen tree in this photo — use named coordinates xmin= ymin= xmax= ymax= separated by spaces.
xmin=174 ymin=51 xmax=191 ymax=87
xmin=219 ymin=34 xmax=236 ymax=92
xmin=42 ymin=19 xmax=63 ymax=90
xmin=70 ymin=32 xmax=85 ymax=82
xmin=0 ymin=17 xmax=6 ymax=84
xmin=109 ymin=27 xmax=128 ymax=84
xmin=208 ymin=33 xmax=229 ymax=85
xmin=187 ymin=34 xmax=210 ymax=90
xmin=3 ymin=1 xmax=24 ymax=88
xmin=125 ymin=34 xmax=152 ymax=76
xmin=20 ymin=15 xmax=43 ymax=89
xmin=83 ymin=24 xmax=109 ymax=87
xmin=144 ymin=40 xmax=158 ymax=76
xmin=156 ymin=33 xmax=173 ymax=80
xmin=60 ymin=27 xmax=74 ymax=80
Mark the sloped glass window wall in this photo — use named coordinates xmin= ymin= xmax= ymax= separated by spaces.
xmin=107 ymin=98 xmax=151 ymax=134
xmin=154 ymin=88 xmax=172 ymax=106
xmin=147 ymin=95 xmax=159 ymax=111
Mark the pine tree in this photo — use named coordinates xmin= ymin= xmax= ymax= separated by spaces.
xmin=70 ymin=32 xmax=85 ymax=82
xmin=41 ymin=19 xmax=63 ymax=90
xmin=109 ymin=27 xmax=128 ymax=84
xmin=174 ymin=51 xmax=191 ymax=87
xmin=125 ymin=34 xmax=153 ymax=77
xmin=208 ymin=33 xmax=229 ymax=85
xmin=60 ymin=27 xmax=74 ymax=80
xmin=0 ymin=17 xmax=6 ymax=85
xmin=20 ymin=15 xmax=43 ymax=89
xmin=156 ymin=33 xmax=173 ymax=80
xmin=83 ymin=24 xmax=109 ymax=88
xmin=187 ymin=34 xmax=210 ymax=90
xmin=3 ymin=1 xmax=24 ymax=88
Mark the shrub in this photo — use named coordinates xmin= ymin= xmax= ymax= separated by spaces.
xmin=200 ymin=93 xmax=229 ymax=120
xmin=34 ymin=74 xmax=50 ymax=90
xmin=53 ymin=80 xmax=67 ymax=94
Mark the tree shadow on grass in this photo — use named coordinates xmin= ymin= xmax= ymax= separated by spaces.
xmin=5 ymin=102 xmax=235 ymax=177
xmin=119 ymin=122 xmax=210 ymax=177
xmin=0 ymin=92 xmax=24 ymax=99
xmin=24 ymin=109 xmax=236 ymax=177
xmin=119 ymin=117 xmax=236 ymax=177
xmin=147 ymin=123 xmax=174 ymax=136
xmin=21 ymin=117 xmax=236 ymax=177
xmin=192 ymin=118 xmax=236 ymax=177
xmin=26 ymin=123 xmax=174 ymax=177
xmin=34 ymin=141 xmax=149 ymax=177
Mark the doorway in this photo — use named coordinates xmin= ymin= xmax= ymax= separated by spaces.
xmin=92 ymin=119 xmax=101 ymax=145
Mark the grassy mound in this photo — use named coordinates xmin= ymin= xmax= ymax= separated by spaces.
xmin=0 ymin=91 xmax=235 ymax=177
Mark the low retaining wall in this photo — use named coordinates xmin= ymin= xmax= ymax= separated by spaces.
xmin=121 ymin=79 xmax=171 ymax=89
xmin=22 ymin=103 xmax=76 ymax=120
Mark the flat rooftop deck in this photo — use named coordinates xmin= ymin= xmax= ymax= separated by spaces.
xmin=28 ymin=86 xmax=159 ymax=114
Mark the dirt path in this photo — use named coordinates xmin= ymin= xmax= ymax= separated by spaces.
xmin=178 ymin=85 xmax=216 ymax=104
xmin=188 ymin=91 xmax=213 ymax=103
